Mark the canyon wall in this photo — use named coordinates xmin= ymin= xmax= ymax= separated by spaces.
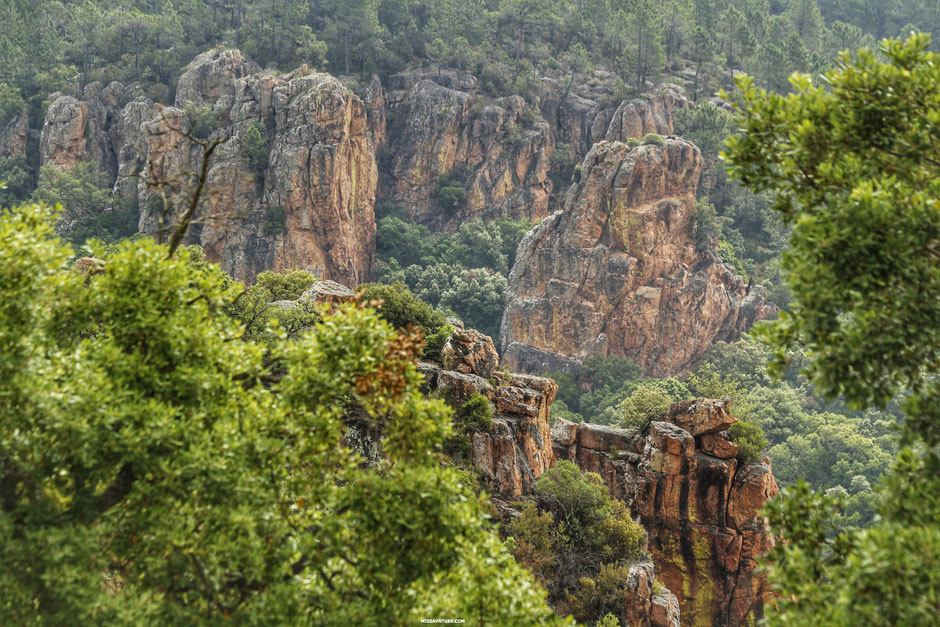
xmin=37 ymin=49 xmax=377 ymax=286
xmin=501 ymin=139 xmax=773 ymax=378
xmin=552 ymin=401 xmax=779 ymax=626
xmin=422 ymin=316 xmax=777 ymax=626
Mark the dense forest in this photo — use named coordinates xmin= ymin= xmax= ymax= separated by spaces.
xmin=1 ymin=0 xmax=938 ymax=625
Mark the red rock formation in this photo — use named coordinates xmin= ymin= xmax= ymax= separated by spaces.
xmin=381 ymin=70 xmax=553 ymax=230
xmin=552 ymin=399 xmax=780 ymax=626
xmin=502 ymin=138 xmax=774 ymax=378
xmin=39 ymin=82 xmax=133 ymax=180
xmin=134 ymin=49 xmax=377 ymax=285
xmin=442 ymin=318 xmax=500 ymax=379
xmin=624 ymin=561 xmax=683 ymax=627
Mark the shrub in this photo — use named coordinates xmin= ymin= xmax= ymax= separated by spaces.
xmin=423 ymin=323 xmax=453 ymax=363
xmin=567 ymin=563 xmax=634 ymax=625
xmin=729 ymin=419 xmax=768 ymax=464
xmin=641 ymin=133 xmax=663 ymax=146
xmin=0 ymin=83 xmax=25 ymax=122
xmin=359 ymin=282 xmax=449 ymax=360
xmin=434 ymin=169 xmax=467 ymax=212
xmin=255 ymin=269 xmax=316 ymax=300
xmin=242 ymin=123 xmax=269 ymax=173
xmin=520 ymin=104 xmax=538 ymax=128
xmin=503 ymin=121 xmax=524 ymax=149
xmin=456 ymin=393 xmax=494 ymax=432
xmin=263 ymin=205 xmax=287 ymax=235
xmin=443 ymin=393 xmax=493 ymax=461
xmin=183 ymin=101 xmax=218 ymax=139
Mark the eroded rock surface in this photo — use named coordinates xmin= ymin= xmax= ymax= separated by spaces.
xmin=134 ymin=48 xmax=377 ymax=285
xmin=40 ymin=81 xmax=136 ymax=180
xmin=0 ymin=109 xmax=29 ymax=159
xmin=552 ymin=398 xmax=779 ymax=626
xmin=381 ymin=72 xmax=553 ymax=230
xmin=502 ymin=138 xmax=773 ymax=378
xmin=419 ymin=322 xmax=556 ymax=498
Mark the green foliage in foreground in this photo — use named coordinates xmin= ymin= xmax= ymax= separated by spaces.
xmin=724 ymin=34 xmax=940 ymax=624
xmin=509 ymin=461 xmax=646 ymax=626
xmin=0 ymin=204 xmax=563 ymax=625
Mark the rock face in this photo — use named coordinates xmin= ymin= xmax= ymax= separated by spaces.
xmin=501 ymin=138 xmax=773 ymax=378
xmin=418 ymin=321 xmax=557 ymax=498
xmin=552 ymin=399 xmax=780 ymax=626
xmin=133 ymin=48 xmax=378 ymax=285
xmin=625 ymin=561 xmax=683 ymax=627
xmin=381 ymin=70 xmax=553 ymax=230
xmin=39 ymin=81 xmax=137 ymax=180
xmin=0 ymin=109 xmax=29 ymax=159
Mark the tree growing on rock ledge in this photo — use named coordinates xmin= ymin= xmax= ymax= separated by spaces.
xmin=0 ymin=203 xmax=564 ymax=625
xmin=723 ymin=34 xmax=940 ymax=625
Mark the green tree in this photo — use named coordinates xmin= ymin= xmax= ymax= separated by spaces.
xmin=0 ymin=203 xmax=563 ymax=624
xmin=723 ymin=34 xmax=940 ymax=624
xmin=617 ymin=381 xmax=671 ymax=430
xmin=33 ymin=163 xmax=122 ymax=247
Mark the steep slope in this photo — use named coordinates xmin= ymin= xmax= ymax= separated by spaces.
xmin=501 ymin=138 xmax=773 ymax=378
xmin=381 ymin=69 xmax=553 ymax=230
xmin=553 ymin=402 xmax=779 ymax=626
xmin=38 ymin=49 xmax=378 ymax=286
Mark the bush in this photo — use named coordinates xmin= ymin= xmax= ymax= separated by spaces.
xmin=359 ymin=282 xmax=449 ymax=359
xmin=0 ymin=83 xmax=25 ymax=122
xmin=434 ymin=172 xmax=466 ymax=212
xmin=618 ymin=382 xmax=672 ymax=430
xmin=567 ymin=563 xmax=634 ymax=625
xmin=626 ymin=137 xmax=640 ymax=148
xmin=255 ymin=269 xmax=316 ymax=300
xmin=641 ymin=133 xmax=664 ymax=146
xmin=729 ymin=419 xmax=768 ymax=464
xmin=242 ymin=123 xmax=269 ymax=173
xmin=263 ymin=205 xmax=287 ymax=235
xmin=0 ymin=156 xmax=32 ymax=206
xmin=183 ymin=101 xmax=218 ymax=139
xmin=443 ymin=393 xmax=493 ymax=460
xmin=456 ymin=393 xmax=493 ymax=432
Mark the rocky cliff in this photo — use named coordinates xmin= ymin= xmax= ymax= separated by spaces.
xmin=420 ymin=315 xmax=776 ymax=626
xmin=381 ymin=69 xmax=553 ymax=230
xmin=553 ymin=400 xmax=779 ymax=626
xmin=37 ymin=49 xmax=377 ymax=286
xmin=501 ymin=138 xmax=773 ymax=378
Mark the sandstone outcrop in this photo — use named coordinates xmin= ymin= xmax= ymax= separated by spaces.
xmin=502 ymin=138 xmax=773 ymax=378
xmin=39 ymin=81 xmax=137 ymax=180
xmin=381 ymin=70 xmax=553 ymax=230
xmin=133 ymin=48 xmax=377 ymax=285
xmin=552 ymin=399 xmax=780 ymax=626
xmin=624 ymin=561 xmax=682 ymax=627
xmin=417 ymin=321 xmax=556 ymax=498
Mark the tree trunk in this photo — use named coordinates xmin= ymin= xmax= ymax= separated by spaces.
xmin=344 ymin=30 xmax=350 ymax=74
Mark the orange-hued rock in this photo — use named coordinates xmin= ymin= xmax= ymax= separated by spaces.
xmin=623 ymin=561 xmax=682 ymax=627
xmin=552 ymin=399 xmax=780 ymax=626
xmin=603 ymin=85 xmax=687 ymax=143
xmin=299 ymin=280 xmax=357 ymax=307
xmin=381 ymin=70 xmax=553 ymax=230
xmin=40 ymin=82 xmax=133 ymax=179
xmin=502 ymin=138 xmax=774 ymax=378
xmin=442 ymin=320 xmax=500 ymax=379
xmin=134 ymin=48 xmax=377 ymax=285
xmin=420 ymin=325 xmax=556 ymax=498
